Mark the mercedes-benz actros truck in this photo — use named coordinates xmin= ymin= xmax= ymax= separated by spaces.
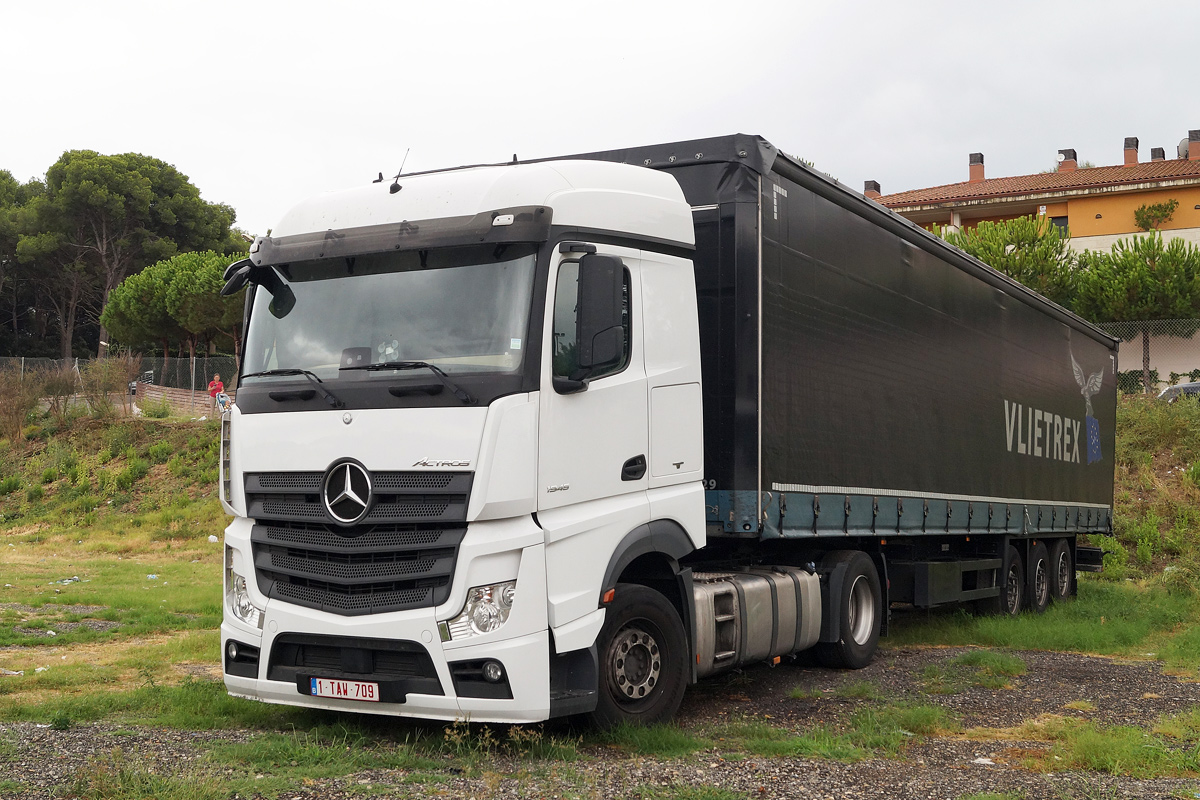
xmin=218 ymin=134 xmax=1115 ymax=726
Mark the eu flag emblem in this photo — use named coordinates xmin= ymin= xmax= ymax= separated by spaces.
xmin=1085 ymin=415 xmax=1102 ymax=464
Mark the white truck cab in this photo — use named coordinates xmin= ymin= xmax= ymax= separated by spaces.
xmin=220 ymin=160 xmax=706 ymax=724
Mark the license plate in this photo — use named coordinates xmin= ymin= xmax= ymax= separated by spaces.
xmin=309 ymin=677 xmax=380 ymax=702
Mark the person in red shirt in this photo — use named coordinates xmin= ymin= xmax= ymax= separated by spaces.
xmin=208 ymin=373 xmax=224 ymax=413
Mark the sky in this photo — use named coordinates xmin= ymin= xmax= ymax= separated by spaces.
xmin=4 ymin=0 xmax=1198 ymax=237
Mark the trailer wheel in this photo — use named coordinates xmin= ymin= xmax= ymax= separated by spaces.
xmin=816 ymin=551 xmax=882 ymax=670
xmin=974 ymin=545 xmax=1024 ymax=617
xmin=1027 ymin=542 xmax=1050 ymax=614
xmin=588 ymin=583 xmax=688 ymax=729
xmin=1049 ymin=539 xmax=1073 ymax=602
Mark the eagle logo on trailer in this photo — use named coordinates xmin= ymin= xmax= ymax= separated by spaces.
xmin=1071 ymin=353 xmax=1104 ymax=464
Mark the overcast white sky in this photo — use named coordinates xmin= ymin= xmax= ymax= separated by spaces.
xmin=4 ymin=1 xmax=1197 ymax=236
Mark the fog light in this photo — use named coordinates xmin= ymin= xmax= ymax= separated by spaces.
xmin=482 ymin=660 xmax=504 ymax=683
xmin=226 ymin=640 xmax=239 ymax=661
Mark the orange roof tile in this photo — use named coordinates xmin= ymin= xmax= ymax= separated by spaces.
xmin=880 ymin=158 xmax=1200 ymax=207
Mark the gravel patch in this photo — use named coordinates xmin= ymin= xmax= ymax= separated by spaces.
xmin=2 ymin=646 xmax=1199 ymax=799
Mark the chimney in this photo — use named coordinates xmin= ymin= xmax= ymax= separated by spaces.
xmin=1191 ymin=130 xmax=1200 ymax=161
xmin=1124 ymin=137 xmax=1139 ymax=166
xmin=1058 ymin=148 xmax=1078 ymax=172
xmin=969 ymin=152 xmax=985 ymax=183
xmin=864 ymin=180 xmax=881 ymax=200
xmin=1152 ymin=147 xmax=1166 ymax=161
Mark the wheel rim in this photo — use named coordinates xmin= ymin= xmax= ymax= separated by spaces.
xmin=1005 ymin=563 xmax=1022 ymax=614
xmin=846 ymin=575 xmax=875 ymax=645
xmin=1034 ymin=558 xmax=1049 ymax=606
xmin=605 ymin=623 xmax=662 ymax=703
xmin=1056 ymin=550 xmax=1071 ymax=597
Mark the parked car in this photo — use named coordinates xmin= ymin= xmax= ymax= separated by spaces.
xmin=1158 ymin=382 xmax=1200 ymax=402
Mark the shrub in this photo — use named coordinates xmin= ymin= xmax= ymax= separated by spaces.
xmin=25 ymin=486 xmax=43 ymax=502
xmin=147 ymin=442 xmax=173 ymax=464
xmin=40 ymin=364 xmax=80 ymax=429
xmin=41 ymin=468 xmax=57 ymax=484
xmin=140 ymin=395 xmax=173 ymax=419
xmin=0 ymin=368 xmax=44 ymax=442
xmin=0 ymin=476 xmax=20 ymax=495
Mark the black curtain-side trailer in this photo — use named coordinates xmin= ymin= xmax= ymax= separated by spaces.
xmin=566 ymin=135 xmax=1117 ymax=605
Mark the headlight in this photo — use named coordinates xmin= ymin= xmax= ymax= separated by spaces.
xmin=225 ymin=547 xmax=264 ymax=629
xmin=443 ymin=581 xmax=516 ymax=640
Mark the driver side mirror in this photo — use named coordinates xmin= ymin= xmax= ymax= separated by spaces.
xmin=576 ymin=254 xmax=624 ymax=369
xmin=222 ymin=259 xmax=296 ymax=319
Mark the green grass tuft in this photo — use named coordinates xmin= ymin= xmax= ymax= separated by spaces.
xmin=595 ymin=722 xmax=707 ymax=758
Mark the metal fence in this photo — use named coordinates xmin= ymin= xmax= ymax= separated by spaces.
xmin=138 ymin=356 xmax=238 ymax=391
xmin=0 ymin=355 xmax=239 ymax=390
xmin=1095 ymin=319 xmax=1200 ymax=393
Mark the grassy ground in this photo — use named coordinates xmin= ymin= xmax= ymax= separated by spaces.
xmin=3 ymin=396 xmax=1200 ymax=798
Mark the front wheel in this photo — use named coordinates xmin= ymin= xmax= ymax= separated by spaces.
xmin=816 ymin=551 xmax=882 ymax=670
xmin=587 ymin=583 xmax=688 ymax=729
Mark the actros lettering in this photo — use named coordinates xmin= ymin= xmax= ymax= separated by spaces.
xmin=1004 ymin=400 xmax=1080 ymax=463
xmin=412 ymin=458 xmax=471 ymax=468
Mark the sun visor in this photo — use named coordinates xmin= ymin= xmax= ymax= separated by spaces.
xmin=250 ymin=206 xmax=552 ymax=267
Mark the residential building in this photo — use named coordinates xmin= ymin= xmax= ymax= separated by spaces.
xmin=870 ymin=131 xmax=1200 ymax=253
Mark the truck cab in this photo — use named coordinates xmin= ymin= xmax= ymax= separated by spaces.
xmin=219 ymin=160 xmax=707 ymax=723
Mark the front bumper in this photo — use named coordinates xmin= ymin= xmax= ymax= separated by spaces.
xmin=221 ymin=514 xmax=552 ymax=723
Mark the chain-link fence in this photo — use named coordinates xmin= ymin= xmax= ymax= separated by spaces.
xmin=138 ymin=356 xmax=238 ymax=391
xmin=0 ymin=357 xmax=81 ymax=376
xmin=1095 ymin=319 xmax=1200 ymax=394
xmin=0 ymin=355 xmax=239 ymax=390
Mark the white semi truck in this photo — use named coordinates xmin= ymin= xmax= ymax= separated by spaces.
xmin=218 ymin=135 xmax=1115 ymax=726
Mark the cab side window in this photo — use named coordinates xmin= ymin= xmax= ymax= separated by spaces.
xmin=552 ymin=260 xmax=630 ymax=382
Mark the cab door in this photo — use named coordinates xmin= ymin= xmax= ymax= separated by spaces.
xmin=538 ymin=244 xmax=648 ymax=511
xmin=537 ymin=243 xmax=650 ymax=631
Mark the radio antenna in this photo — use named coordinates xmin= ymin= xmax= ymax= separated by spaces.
xmin=398 ymin=148 xmax=411 ymax=176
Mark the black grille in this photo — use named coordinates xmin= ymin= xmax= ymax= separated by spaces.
xmin=247 ymin=470 xmax=471 ymax=616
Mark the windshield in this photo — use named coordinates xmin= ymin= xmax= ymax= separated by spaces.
xmin=243 ymin=244 xmax=538 ymax=382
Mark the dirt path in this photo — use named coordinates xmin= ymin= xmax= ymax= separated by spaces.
xmin=2 ymin=646 xmax=1199 ymax=799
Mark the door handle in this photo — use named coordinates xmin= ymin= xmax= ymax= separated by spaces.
xmin=621 ymin=454 xmax=647 ymax=481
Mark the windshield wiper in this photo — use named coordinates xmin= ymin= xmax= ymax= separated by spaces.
xmin=240 ymin=368 xmax=344 ymax=408
xmin=340 ymin=360 xmax=473 ymax=405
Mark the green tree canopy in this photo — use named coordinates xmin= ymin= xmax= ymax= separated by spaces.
xmin=1075 ymin=232 xmax=1200 ymax=392
xmin=940 ymin=215 xmax=1077 ymax=308
xmin=28 ymin=150 xmax=239 ymax=354
xmin=102 ymin=250 xmax=245 ymax=368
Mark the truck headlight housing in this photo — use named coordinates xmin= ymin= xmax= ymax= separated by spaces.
xmin=443 ymin=581 xmax=516 ymax=640
xmin=225 ymin=547 xmax=264 ymax=629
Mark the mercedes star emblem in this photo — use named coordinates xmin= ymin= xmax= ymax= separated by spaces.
xmin=322 ymin=461 xmax=372 ymax=525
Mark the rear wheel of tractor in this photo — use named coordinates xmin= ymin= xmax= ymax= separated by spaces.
xmin=1049 ymin=539 xmax=1073 ymax=602
xmin=974 ymin=545 xmax=1025 ymax=617
xmin=587 ymin=583 xmax=688 ymax=729
xmin=1027 ymin=542 xmax=1050 ymax=614
xmin=816 ymin=551 xmax=882 ymax=670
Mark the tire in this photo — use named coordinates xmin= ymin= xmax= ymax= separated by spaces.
xmin=816 ymin=551 xmax=882 ymax=670
xmin=1049 ymin=538 xmax=1073 ymax=602
xmin=1027 ymin=542 xmax=1050 ymax=614
xmin=587 ymin=583 xmax=688 ymax=729
xmin=975 ymin=544 xmax=1024 ymax=617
